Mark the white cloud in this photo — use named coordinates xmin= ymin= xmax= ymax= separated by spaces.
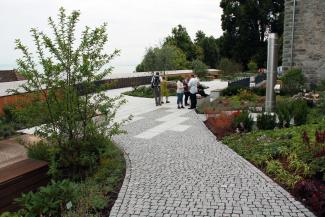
xmin=0 ymin=0 xmax=223 ymax=73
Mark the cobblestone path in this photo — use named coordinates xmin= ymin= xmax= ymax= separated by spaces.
xmin=110 ymin=108 xmax=315 ymax=217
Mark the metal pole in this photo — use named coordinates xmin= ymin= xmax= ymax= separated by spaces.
xmin=265 ymin=33 xmax=279 ymax=113
xmin=290 ymin=0 xmax=296 ymax=68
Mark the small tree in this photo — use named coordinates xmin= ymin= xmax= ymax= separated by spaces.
xmin=13 ymin=8 xmax=127 ymax=178
xmin=191 ymin=59 xmax=208 ymax=78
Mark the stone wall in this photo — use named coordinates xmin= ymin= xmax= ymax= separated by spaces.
xmin=282 ymin=0 xmax=325 ymax=84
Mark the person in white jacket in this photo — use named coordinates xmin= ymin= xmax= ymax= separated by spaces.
xmin=176 ymin=78 xmax=185 ymax=109
xmin=188 ymin=74 xmax=198 ymax=109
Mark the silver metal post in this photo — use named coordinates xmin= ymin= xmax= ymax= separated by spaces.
xmin=265 ymin=33 xmax=279 ymax=113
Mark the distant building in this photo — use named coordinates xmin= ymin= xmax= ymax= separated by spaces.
xmin=0 ymin=70 xmax=26 ymax=83
xmin=282 ymin=0 xmax=325 ymax=84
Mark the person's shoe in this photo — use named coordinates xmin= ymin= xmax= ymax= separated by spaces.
xmin=188 ymin=107 xmax=194 ymax=110
xmin=181 ymin=106 xmax=185 ymax=109
xmin=166 ymin=101 xmax=170 ymax=103
xmin=161 ymin=101 xmax=164 ymax=104
xmin=177 ymin=106 xmax=181 ymax=109
xmin=185 ymin=103 xmax=189 ymax=106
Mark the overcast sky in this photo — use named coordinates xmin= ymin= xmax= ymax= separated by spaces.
xmin=0 ymin=0 xmax=223 ymax=73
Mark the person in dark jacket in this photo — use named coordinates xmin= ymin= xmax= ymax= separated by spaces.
xmin=183 ymin=77 xmax=190 ymax=106
xmin=151 ymin=72 xmax=161 ymax=106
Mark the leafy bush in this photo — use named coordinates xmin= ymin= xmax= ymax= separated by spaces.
xmin=276 ymin=99 xmax=292 ymax=128
xmin=292 ymin=99 xmax=308 ymax=126
xmin=0 ymin=123 xmax=15 ymax=139
xmin=191 ymin=59 xmax=208 ymax=78
xmin=218 ymin=58 xmax=243 ymax=75
xmin=256 ymin=113 xmax=276 ymax=130
xmin=27 ymin=141 xmax=51 ymax=162
xmin=16 ymin=180 xmax=77 ymax=217
xmin=49 ymin=134 xmax=109 ymax=180
xmin=266 ymin=160 xmax=302 ymax=188
xmin=233 ymin=111 xmax=254 ymax=132
xmin=281 ymin=68 xmax=305 ymax=95
xmin=251 ymin=87 xmax=266 ymax=96
xmin=124 ymin=86 xmax=154 ymax=98
xmin=221 ymin=85 xmax=245 ymax=96
xmin=247 ymin=60 xmax=258 ymax=73
xmin=238 ymin=89 xmax=256 ymax=101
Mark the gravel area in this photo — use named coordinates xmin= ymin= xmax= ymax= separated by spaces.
xmin=110 ymin=108 xmax=314 ymax=217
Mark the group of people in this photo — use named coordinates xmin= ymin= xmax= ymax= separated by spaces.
xmin=151 ymin=72 xmax=205 ymax=110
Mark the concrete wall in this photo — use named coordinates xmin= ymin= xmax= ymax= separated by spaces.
xmin=282 ymin=0 xmax=325 ymax=84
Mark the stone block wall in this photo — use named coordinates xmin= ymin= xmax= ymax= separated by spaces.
xmin=282 ymin=0 xmax=325 ymax=84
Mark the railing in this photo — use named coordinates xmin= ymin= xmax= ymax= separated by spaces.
xmin=228 ymin=73 xmax=266 ymax=88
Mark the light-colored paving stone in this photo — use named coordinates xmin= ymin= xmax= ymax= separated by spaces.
xmin=110 ymin=108 xmax=315 ymax=217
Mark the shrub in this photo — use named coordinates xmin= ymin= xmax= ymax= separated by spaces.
xmin=221 ymin=85 xmax=246 ymax=96
xmin=256 ymin=112 xmax=276 ymax=130
xmin=124 ymin=86 xmax=154 ymax=98
xmin=238 ymin=89 xmax=256 ymax=101
xmin=0 ymin=123 xmax=15 ymax=139
xmin=191 ymin=59 xmax=208 ymax=78
xmin=247 ymin=60 xmax=258 ymax=73
xmin=27 ymin=141 xmax=51 ymax=162
xmin=251 ymin=87 xmax=266 ymax=96
xmin=276 ymin=99 xmax=292 ymax=128
xmin=292 ymin=99 xmax=308 ymax=126
xmin=281 ymin=68 xmax=305 ymax=95
xmin=218 ymin=58 xmax=243 ymax=75
xmin=49 ymin=134 xmax=109 ymax=180
xmin=233 ymin=111 xmax=254 ymax=132
xmin=16 ymin=180 xmax=77 ymax=217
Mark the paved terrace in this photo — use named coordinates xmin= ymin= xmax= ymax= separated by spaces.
xmin=17 ymin=79 xmax=314 ymax=217
xmin=108 ymin=81 xmax=315 ymax=217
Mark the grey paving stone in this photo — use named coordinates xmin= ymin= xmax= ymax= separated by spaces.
xmin=109 ymin=108 xmax=315 ymax=217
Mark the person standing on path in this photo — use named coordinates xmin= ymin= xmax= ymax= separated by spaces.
xmin=151 ymin=72 xmax=161 ymax=106
xmin=160 ymin=76 xmax=170 ymax=104
xmin=188 ymin=74 xmax=198 ymax=109
xmin=183 ymin=77 xmax=190 ymax=106
xmin=176 ymin=78 xmax=185 ymax=109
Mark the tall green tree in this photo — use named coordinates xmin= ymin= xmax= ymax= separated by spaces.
xmin=220 ymin=0 xmax=284 ymax=68
xmin=195 ymin=31 xmax=220 ymax=68
xmin=164 ymin=25 xmax=200 ymax=61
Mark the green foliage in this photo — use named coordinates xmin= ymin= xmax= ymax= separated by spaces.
xmin=124 ymin=86 xmax=154 ymax=98
xmin=27 ymin=141 xmax=51 ymax=162
xmin=233 ymin=111 xmax=254 ymax=132
xmin=281 ymin=69 xmax=306 ymax=95
xmin=64 ymin=141 xmax=125 ymax=216
xmin=194 ymin=32 xmax=220 ymax=68
xmin=319 ymin=92 xmax=325 ymax=113
xmin=16 ymin=180 xmax=77 ymax=217
xmin=164 ymin=25 xmax=198 ymax=61
xmin=292 ymin=99 xmax=308 ymax=126
xmin=247 ymin=60 xmax=258 ymax=73
xmin=238 ymin=89 xmax=256 ymax=101
xmin=218 ymin=58 xmax=243 ymax=75
xmin=191 ymin=59 xmax=208 ymax=78
xmin=0 ymin=212 xmax=21 ymax=217
xmin=257 ymin=113 xmax=276 ymax=130
xmin=219 ymin=0 xmax=284 ymax=67
xmin=266 ymin=160 xmax=301 ymax=188
xmin=136 ymin=45 xmax=189 ymax=72
xmin=221 ymin=85 xmax=243 ymax=96
xmin=276 ymin=99 xmax=292 ymax=128
xmin=13 ymin=8 xmax=127 ymax=178
xmin=0 ymin=122 xmax=15 ymax=139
